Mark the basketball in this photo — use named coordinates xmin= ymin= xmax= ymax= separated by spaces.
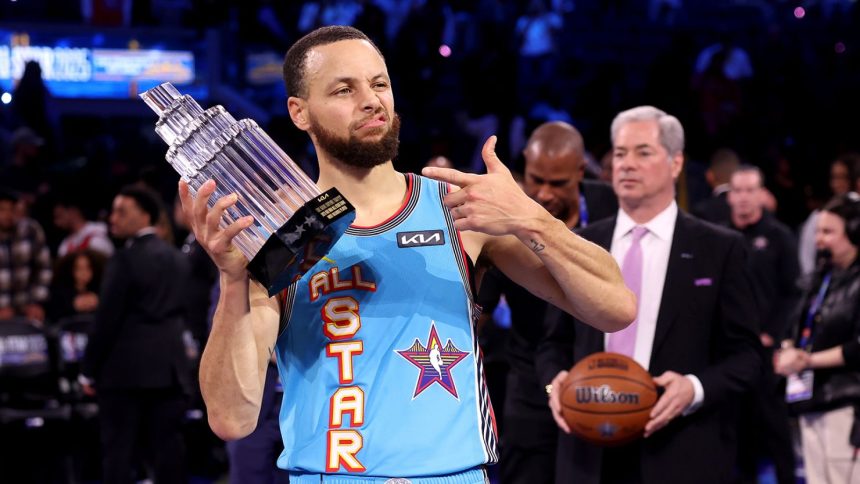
xmin=559 ymin=352 xmax=658 ymax=446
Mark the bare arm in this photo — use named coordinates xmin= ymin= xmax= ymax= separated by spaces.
xmin=178 ymin=179 xmax=279 ymax=440
xmin=424 ymin=137 xmax=636 ymax=333
xmin=201 ymin=276 xmax=279 ymax=440
xmin=484 ymin=222 xmax=633 ymax=332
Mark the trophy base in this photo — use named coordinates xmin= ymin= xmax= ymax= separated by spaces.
xmin=247 ymin=188 xmax=356 ymax=296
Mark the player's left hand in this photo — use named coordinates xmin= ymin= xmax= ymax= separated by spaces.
xmin=421 ymin=136 xmax=545 ymax=236
xmin=644 ymin=371 xmax=694 ymax=438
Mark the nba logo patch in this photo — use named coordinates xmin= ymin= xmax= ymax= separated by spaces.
xmin=396 ymin=322 xmax=469 ymax=399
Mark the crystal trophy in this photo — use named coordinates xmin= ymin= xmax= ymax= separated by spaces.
xmin=141 ymin=82 xmax=355 ymax=295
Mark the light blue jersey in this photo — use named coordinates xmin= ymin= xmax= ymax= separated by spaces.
xmin=275 ymin=173 xmax=498 ymax=478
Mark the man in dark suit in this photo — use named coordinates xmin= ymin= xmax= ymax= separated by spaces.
xmin=537 ymin=106 xmax=762 ymax=484
xmin=478 ymin=121 xmax=617 ymax=484
xmin=82 ymin=186 xmax=191 ymax=484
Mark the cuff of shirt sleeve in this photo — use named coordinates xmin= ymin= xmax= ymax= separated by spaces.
xmin=682 ymin=374 xmax=704 ymax=415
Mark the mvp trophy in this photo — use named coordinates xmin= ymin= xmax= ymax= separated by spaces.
xmin=141 ymin=82 xmax=355 ymax=295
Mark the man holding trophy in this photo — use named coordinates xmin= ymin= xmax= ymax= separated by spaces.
xmin=175 ymin=26 xmax=635 ymax=483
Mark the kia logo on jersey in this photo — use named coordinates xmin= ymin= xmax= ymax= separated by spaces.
xmin=396 ymin=230 xmax=445 ymax=248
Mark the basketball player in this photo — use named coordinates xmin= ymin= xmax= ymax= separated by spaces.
xmin=179 ymin=26 xmax=635 ymax=483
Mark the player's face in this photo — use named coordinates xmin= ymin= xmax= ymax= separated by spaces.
xmin=612 ymin=120 xmax=682 ymax=210
xmin=297 ymin=39 xmax=398 ymax=168
xmin=523 ymin=149 xmax=584 ymax=221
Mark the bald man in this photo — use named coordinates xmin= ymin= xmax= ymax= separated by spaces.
xmin=478 ymin=121 xmax=617 ymax=484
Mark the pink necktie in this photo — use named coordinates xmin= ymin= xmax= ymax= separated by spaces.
xmin=607 ymin=226 xmax=648 ymax=357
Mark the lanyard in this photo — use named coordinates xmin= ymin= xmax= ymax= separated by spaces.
xmin=579 ymin=193 xmax=589 ymax=228
xmin=798 ymin=272 xmax=832 ymax=351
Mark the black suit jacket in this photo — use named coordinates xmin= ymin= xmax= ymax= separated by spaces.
xmin=83 ymin=233 xmax=192 ymax=392
xmin=692 ymin=191 xmax=730 ymax=225
xmin=579 ymin=180 xmax=618 ymax=226
xmin=536 ymin=211 xmax=762 ymax=484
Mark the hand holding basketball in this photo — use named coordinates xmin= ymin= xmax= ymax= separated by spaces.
xmin=557 ymin=352 xmax=657 ymax=446
xmin=548 ymin=370 xmax=571 ymax=434
xmin=644 ymin=371 xmax=694 ymax=437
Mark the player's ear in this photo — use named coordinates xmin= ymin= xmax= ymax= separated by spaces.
xmin=289 ymin=97 xmax=310 ymax=132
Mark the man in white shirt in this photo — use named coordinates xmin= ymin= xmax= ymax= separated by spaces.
xmin=53 ymin=194 xmax=114 ymax=258
xmin=537 ymin=106 xmax=761 ymax=484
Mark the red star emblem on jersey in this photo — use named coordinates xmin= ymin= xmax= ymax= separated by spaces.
xmin=396 ymin=322 xmax=469 ymax=399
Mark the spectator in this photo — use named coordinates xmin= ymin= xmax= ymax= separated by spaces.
xmin=10 ymin=61 xmax=59 ymax=152
xmin=48 ymin=249 xmax=107 ymax=322
xmin=478 ymin=121 xmax=617 ymax=484
xmin=691 ymin=147 xmax=740 ymax=224
xmin=726 ymin=165 xmax=799 ymax=484
xmin=798 ymin=154 xmax=860 ymax=275
xmin=1 ymin=127 xmax=49 ymax=207
xmin=53 ymin=193 xmax=114 ymax=258
xmin=515 ymin=0 xmax=563 ymax=110
xmin=775 ymin=193 xmax=860 ymax=484
xmin=82 ymin=185 xmax=191 ymax=484
xmin=0 ymin=188 xmax=52 ymax=325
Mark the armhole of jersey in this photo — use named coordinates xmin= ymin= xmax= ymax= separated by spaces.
xmin=437 ymin=179 xmax=498 ymax=462
xmin=465 ymin=252 xmax=477 ymax=299
xmin=439 ymin=180 xmax=477 ymax=302
xmin=276 ymin=283 xmax=298 ymax=337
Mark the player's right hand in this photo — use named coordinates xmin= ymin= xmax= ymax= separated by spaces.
xmin=548 ymin=370 xmax=571 ymax=434
xmin=178 ymin=179 xmax=254 ymax=280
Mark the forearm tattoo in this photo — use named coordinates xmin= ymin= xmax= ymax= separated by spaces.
xmin=529 ymin=239 xmax=546 ymax=253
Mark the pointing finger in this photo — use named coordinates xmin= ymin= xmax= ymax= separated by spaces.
xmin=421 ymin=166 xmax=481 ymax=187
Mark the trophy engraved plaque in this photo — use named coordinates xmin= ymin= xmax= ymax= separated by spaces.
xmin=141 ymin=82 xmax=355 ymax=295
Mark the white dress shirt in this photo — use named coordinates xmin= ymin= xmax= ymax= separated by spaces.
xmin=605 ymin=201 xmax=704 ymax=413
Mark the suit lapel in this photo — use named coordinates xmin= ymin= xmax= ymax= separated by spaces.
xmin=649 ymin=212 xmax=695 ymax=363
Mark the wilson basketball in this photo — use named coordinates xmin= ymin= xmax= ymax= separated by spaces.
xmin=559 ymin=352 xmax=657 ymax=446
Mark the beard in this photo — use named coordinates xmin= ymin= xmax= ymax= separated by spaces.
xmin=309 ymin=112 xmax=401 ymax=169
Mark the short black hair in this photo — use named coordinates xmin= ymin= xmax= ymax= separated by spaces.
xmin=118 ymin=185 xmax=163 ymax=227
xmin=54 ymin=189 xmax=98 ymax=220
xmin=283 ymin=25 xmax=382 ymax=99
